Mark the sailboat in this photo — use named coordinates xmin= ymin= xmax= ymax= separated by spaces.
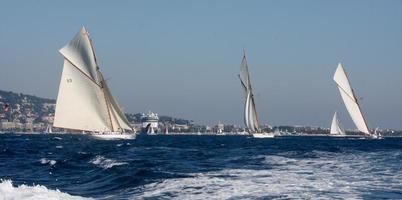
xmin=239 ymin=52 xmax=274 ymax=138
xmin=329 ymin=111 xmax=346 ymax=136
xmin=44 ymin=124 xmax=53 ymax=134
xmin=53 ymin=27 xmax=135 ymax=139
xmin=165 ymin=127 xmax=169 ymax=134
xmin=333 ymin=63 xmax=380 ymax=139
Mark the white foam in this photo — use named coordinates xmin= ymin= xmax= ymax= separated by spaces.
xmin=90 ymin=155 xmax=128 ymax=169
xmin=135 ymin=152 xmax=402 ymax=199
xmin=40 ymin=158 xmax=57 ymax=166
xmin=56 ymin=145 xmax=63 ymax=149
xmin=0 ymin=180 xmax=90 ymax=200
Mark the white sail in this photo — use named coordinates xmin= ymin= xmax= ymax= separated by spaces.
xmin=244 ymin=91 xmax=251 ymax=130
xmin=330 ymin=112 xmax=345 ymax=135
xmin=53 ymin=60 xmax=111 ymax=132
xmin=333 ymin=63 xmax=370 ymax=135
xmin=247 ymin=92 xmax=259 ymax=132
xmin=240 ymin=55 xmax=251 ymax=95
xmin=54 ymin=26 xmax=132 ymax=133
xmin=239 ymin=53 xmax=260 ymax=133
xmin=102 ymin=76 xmax=132 ymax=131
xmin=59 ymin=27 xmax=99 ymax=83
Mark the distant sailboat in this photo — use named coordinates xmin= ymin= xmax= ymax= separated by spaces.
xmin=239 ymin=52 xmax=274 ymax=138
xmin=330 ymin=111 xmax=346 ymax=136
xmin=333 ymin=63 xmax=380 ymax=139
xmin=53 ymin=27 xmax=135 ymax=139
xmin=45 ymin=124 xmax=53 ymax=134
xmin=164 ymin=126 xmax=169 ymax=134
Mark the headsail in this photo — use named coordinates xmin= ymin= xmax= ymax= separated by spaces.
xmin=53 ymin=59 xmax=111 ymax=132
xmin=333 ymin=63 xmax=370 ymax=135
xmin=239 ymin=53 xmax=260 ymax=133
xmin=102 ymin=77 xmax=133 ymax=131
xmin=54 ymin=26 xmax=132 ymax=132
xmin=59 ymin=27 xmax=99 ymax=84
xmin=330 ymin=111 xmax=345 ymax=135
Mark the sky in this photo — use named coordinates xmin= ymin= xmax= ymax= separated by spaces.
xmin=0 ymin=0 xmax=401 ymax=129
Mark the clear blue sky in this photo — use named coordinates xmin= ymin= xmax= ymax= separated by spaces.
xmin=0 ymin=0 xmax=401 ymax=129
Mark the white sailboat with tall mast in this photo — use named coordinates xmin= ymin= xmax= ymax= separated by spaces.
xmin=53 ymin=26 xmax=135 ymax=139
xmin=329 ymin=111 xmax=346 ymax=136
xmin=333 ymin=63 xmax=380 ymax=139
xmin=239 ymin=52 xmax=274 ymax=138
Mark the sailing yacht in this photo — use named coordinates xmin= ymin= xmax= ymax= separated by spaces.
xmin=333 ymin=63 xmax=381 ymax=139
xmin=53 ymin=27 xmax=135 ymax=139
xmin=329 ymin=111 xmax=346 ymax=137
xmin=239 ymin=52 xmax=274 ymax=138
xmin=44 ymin=124 xmax=53 ymax=134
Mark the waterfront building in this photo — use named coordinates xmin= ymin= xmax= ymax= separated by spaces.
xmin=141 ymin=111 xmax=159 ymax=134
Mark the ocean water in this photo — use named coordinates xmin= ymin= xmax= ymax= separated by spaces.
xmin=0 ymin=133 xmax=401 ymax=199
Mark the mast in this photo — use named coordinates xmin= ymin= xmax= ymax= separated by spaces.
xmin=350 ymin=89 xmax=371 ymax=135
xmin=84 ymin=27 xmax=115 ymax=132
xmin=340 ymin=64 xmax=371 ymax=135
xmin=240 ymin=51 xmax=261 ymax=133
xmin=100 ymin=74 xmax=115 ymax=131
xmin=334 ymin=63 xmax=371 ymax=135
xmin=244 ymin=52 xmax=261 ymax=132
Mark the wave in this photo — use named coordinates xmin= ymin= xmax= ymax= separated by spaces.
xmin=40 ymin=158 xmax=57 ymax=166
xmin=0 ymin=180 xmax=90 ymax=200
xmin=135 ymin=153 xmax=402 ymax=199
xmin=90 ymin=155 xmax=128 ymax=169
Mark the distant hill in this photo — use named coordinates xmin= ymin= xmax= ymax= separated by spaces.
xmin=0 ymin=89 xmax=192 ymax=125
xmin=0 ymin=90 xmax=55 ymax=106
xmin=0 ymin=90 xmax=55 ymax=123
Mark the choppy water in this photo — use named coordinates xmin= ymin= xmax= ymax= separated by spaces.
xmin=0 ymin=133 xmax=401 ymax=199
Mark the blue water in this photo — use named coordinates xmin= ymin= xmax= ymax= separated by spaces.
xmin=0 ymin=133 xmax=402 ymax=199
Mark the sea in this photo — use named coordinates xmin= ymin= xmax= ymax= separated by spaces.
xmin=0 ymin=133 xmax=401 ymax=200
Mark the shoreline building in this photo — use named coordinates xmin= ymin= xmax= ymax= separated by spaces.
xmin=141 ymin=111 xmax=159 ymax=134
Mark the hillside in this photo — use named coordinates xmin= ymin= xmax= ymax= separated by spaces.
xmin=0 ymin=90 xmax=55 ymax=124
xmin=0 ymin=89 xmax=192 ymax=126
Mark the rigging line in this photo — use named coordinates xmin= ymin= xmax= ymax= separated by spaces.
xmin=83 ymin=29 xmax=101 ymax=71
xmin=238 ymin=75 xmax=248 ymax=96
xmin=83 ymin=29 xmax=116 ymax=132
xmin=62 ymin=56 xmax=102 ymax=88
xmin=104 ymin=81 xmax=126 ymax=131
xmin=335 ymin=83 xmax=371 ymax=134
xmin=335 ymin=83 xmax=358 ymax=103
xmin=99 ymin=73 xmax=115 ymax=132
xmin=250 ymin=95 xmax=261 ymax=132
xmin=339 ymin=65 xmax=371 ymax=135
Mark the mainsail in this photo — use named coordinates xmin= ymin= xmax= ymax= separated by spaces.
xmin=54 ymin=27 xmax=132 ymax=132
xmin=239 ymin=53 xmax=260 ymax=133
xmin=330 ymin=111 xmax=345 ymax=135
xmin=333 ymin=63 xmax=370 ymax=135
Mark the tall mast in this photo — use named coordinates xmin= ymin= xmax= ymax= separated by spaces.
xmin=242 ymin=51 xmax=261 ymax=132
xmin=84 ymin=28 xmax=115 ymax=132
xmin=342 ymin=66 xmax=371 ymax=135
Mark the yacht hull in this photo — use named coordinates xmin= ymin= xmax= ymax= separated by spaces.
xmin=91 ymin=134 xmax=136 ymax=140
xmin=252 ymin=133 xmax=275 ymax=138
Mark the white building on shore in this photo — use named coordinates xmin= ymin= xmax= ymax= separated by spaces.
xmin=141 ymin=111 xmax=159 ymax=134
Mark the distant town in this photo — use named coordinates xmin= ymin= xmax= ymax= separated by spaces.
xmin=0 ymin=89 xmax=401 ymax=137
